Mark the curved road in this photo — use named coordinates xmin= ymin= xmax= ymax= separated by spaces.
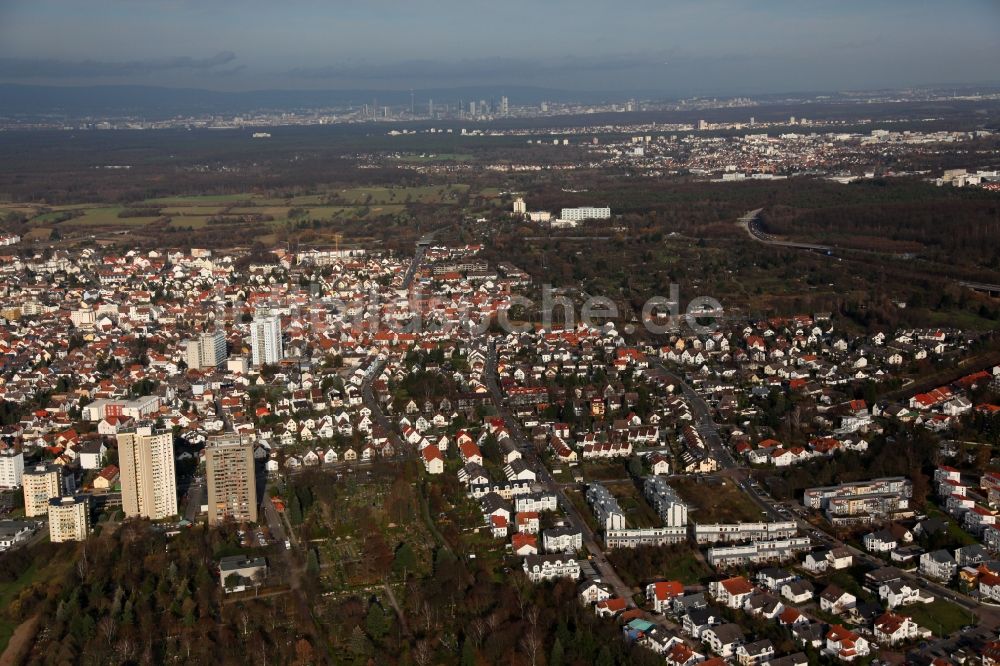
xmin=739 ymin=208 xmax=833 ymax=254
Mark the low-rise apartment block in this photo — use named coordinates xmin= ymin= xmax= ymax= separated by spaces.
xmin=693 ymin=521 xmax=798 ymax=544
xmin=707 ymin=537 xmax=811 ymax=568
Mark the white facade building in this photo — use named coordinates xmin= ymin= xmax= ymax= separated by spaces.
xmin=559 ymin=206 xmax=611 ymax=222
xmin=250 ymin=314 xmax=283 ymax=367
xmin=0 ymin=449 xmax=24 ymax=489
xmin=185 ymin=330 xmax=226 ymax=370
xmin=118 ymin=424 xmax=178 ymax=520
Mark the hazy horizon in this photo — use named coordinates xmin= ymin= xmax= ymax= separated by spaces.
xmin=0 ymin=0 xmax=998 ymax=96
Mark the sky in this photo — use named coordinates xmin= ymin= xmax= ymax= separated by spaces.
xmin=0 ymin=0 xmax=998 ymax=95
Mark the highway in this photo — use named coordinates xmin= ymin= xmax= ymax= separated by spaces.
xmin=738 ymin=208 xmax=833 ymax=254
xmin=484 ymin=339 xmax=638 ymax=607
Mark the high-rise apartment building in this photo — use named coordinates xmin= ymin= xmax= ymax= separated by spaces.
xmin=0 ymin=449 xmax=24 ymax=489
xmin=250 ymin=313 xmax=283 ymax=367
xmin=118 ymin=424 xmax=177 ymax=520
xmin=23 ymin=463 xmax=63 ymax=517
xmin=185 ymin=330 xmax=227 ymax=370
xmin=48 ymin=496 xmax=90 ymax=542
xmin=205 ymin=434 xmax=257 ymax=525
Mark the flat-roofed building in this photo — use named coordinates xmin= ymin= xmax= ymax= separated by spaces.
xmin=48 ymin=496 xmax=89 ymax=542
xmin=205 ymin=434 xmax=257 ymax=525
xmin=0 ymin=449 xmax=24 ymax=489
xmin=118 ymin=424 xmax=177 ymax=520
xmin=23 ymin=463 xmax=63 ymax=517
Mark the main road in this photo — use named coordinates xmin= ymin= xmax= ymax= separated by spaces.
xmin=738 ymin=207 xmax=833 ymax=254
xmin=484 ymin=339 xmax=638 ymax=607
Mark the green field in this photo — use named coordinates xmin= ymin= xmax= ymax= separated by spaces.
xmin=658 ymin=549 xmax=711 ymax=584
xmin=605 ymin=481 xmax=661 ymax=528
xmin=336 ymin=184 xmax=469 ymax=205
xmin=671 ymin=477 xmax=763 ymax=523
xmin=160 ymin=207 xmax=229 ymax=216
xmin=65 ymin=206 xmax=161 ymax=227
xmin=144 ymin=194 xmax=259 ymax=205
xmin=905 ymin=599 xmax=975 ymax=637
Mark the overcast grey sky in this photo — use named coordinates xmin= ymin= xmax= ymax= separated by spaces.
xmin=0 ymin=0 xmax=997 ymax=94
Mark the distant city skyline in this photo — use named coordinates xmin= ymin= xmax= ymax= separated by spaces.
xmin=0 ymin=1 xmax=998 ymax=95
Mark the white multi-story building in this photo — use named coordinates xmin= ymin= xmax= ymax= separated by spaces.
xmin=185 ymin=330 xmax=227 ymax=370
xmin=48 ymin=496 xmax=90 ymax=543
xmin=644 ymin=475 xmax=688 ymax=527
xmin=707 ymin=537 xmax=812 ymax=568
xmin=0 ymin=449 xmax=24 ymax=489
xmin=250 ymin=313 xmax=283 ymax=367
xmin=693 ymin=521 xmax=798 ymax=544
xmin=605 ymin=527 xmax=687 ymax=548
xmin=512 ymin=197 xmax=526 ymax=214
xmin=522 ymin=554 xmax=580 ymax=582
xmin=586 ymin=483 xmax=626 ymax=531
xmin=118 ymin=424 xmax=177 ymax=520
xmin=559 ymin=206 xmax=611 ymax=222
xmin=22 ymin=463 xmax=63 ymax=517
xmin=542 ymin=526 xmax=583 ymax=552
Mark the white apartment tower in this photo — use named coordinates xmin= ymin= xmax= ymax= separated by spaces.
xmin=512 ymin=197 xmax=526 ymax=215
xmin=48 ymin=496 xmax=90 ymax=542
xmin=0 ymin=449 xmax=24 ymax=489
xmin=23 ymin=463 xmax=63 ymax=517
xmin=118 ymin=424 xmax=177 ymax=520
xmin=250 ymin=313 xmax=283 ymax=367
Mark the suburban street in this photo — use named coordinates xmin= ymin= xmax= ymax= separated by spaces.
xmin=654 ymin=362 xmax=1000 ymax=651
xmin=484 ymin=339 xmax=638 ymax=607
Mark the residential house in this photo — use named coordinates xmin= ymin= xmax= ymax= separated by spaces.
xmin=873 ymin=611 xmax=921 ymax=645
xmin=709 ymin=576 xmax=755 ymax=609
xmin=919 ymin=550 xmax=957 ymax=582
xmin=820 ymin=585 xmax=856 ymax=615
xmin=824 ymin=624 xmax=870 ymax=662
xmin=702 ymin=623 xmax=744 ymax=658
xmin=735 ymin=639 xmax=775 ymax=666
xmin=646 ymin=580 xmax=685 ymax=613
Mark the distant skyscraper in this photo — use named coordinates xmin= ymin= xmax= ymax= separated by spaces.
xmin=205 ymin=434 xmax=257 ymax=526
xmin=500 ymin=96 xmax=509 ymax=116
xmin=512 ymin=197 xmax=526 ymax=215
xmin=185 ymin=330 xmax=226 ymax=370
xmin=118 ymin=424 xmax=177 ymax=520
xmin=697 ymin=119 xmax=708 ymax=130
xmin=429 ymin=99 xmax=434 ymax=116
xmin=23 ymin=463 xmax=63 ymax=517
xmin=250 ymin=313 xmax=283 ymax=367
xmin=469 ymin=100 xmax=477 ymax=116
